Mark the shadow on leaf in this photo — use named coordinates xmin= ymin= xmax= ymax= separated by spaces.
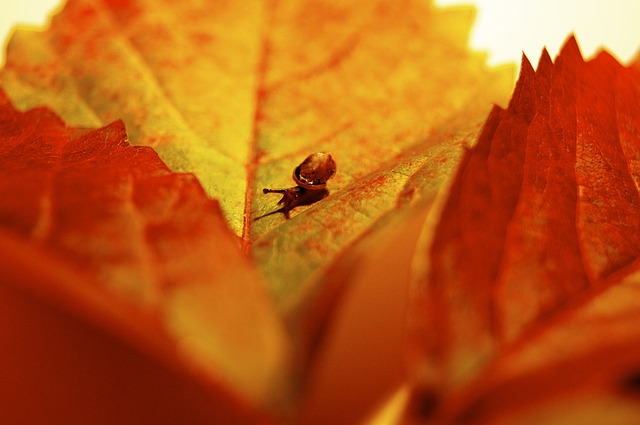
xmin=254 ymin=188 xmax=330 ymax=220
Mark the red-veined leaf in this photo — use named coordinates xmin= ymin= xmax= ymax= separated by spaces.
xmin=407 ymin=36 xmax=640 ymax=422
xmin=0 ymin=90 xmax=290 ymax=418
xmin=0 ymin=0 xmax=513 ymax=310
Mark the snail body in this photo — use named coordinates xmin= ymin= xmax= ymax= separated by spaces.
xmin=263 ymin=152 xmax=336 ymax=214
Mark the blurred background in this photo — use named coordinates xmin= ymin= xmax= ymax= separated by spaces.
xmin=1 ymin=0 xmax=640 ymax=69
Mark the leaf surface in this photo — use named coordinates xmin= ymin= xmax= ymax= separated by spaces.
xmin=0 ymin=0 xmax=513 ymax=308
xmin=406 ymin=37 xmax=640 ymax=422
xmin=0 ymin=89 xmax=290 ymax=413
xmin=11 ymin=0 xmax=640 ymax=423
xmin=294 ymin=202 xmax=439 ymax=425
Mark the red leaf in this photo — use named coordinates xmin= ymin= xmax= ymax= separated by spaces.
xmin=0 ymin=89 xmax=288 ymax=422
xmin=408 ymin=36 xmax=640 ymax=421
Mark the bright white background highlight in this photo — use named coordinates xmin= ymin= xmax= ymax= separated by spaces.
xmin=1 ymin=0 xmax=640 ymax=68
xmin=435 ymin=0 xmax=640 ymax=67
xmin=1 ymin=0 xmax=63 ymax=64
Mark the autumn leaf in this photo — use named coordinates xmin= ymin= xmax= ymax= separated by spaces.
xmin=406 ymin=36 xmax=640 ymax=423
xmin=0 ymin=89 xmax=290 ymax=422
xmin=294 ymin=203 xmax=438 ymax=425
xmin=0 ymin=0 xmax=513 ymax=310
xmin=0 ymin=0 xmax=518 ymax=422
xmin=11 ymin=0 xmax=640 ymax=424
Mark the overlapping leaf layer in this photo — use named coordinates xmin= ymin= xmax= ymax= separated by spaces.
xmin=409 ymin=37 xmax=640 ymax=424
xmin=0 ymin=0 xmax=512 ymax=308
xmin=0 ymin=89 xmax=288 ymax=421
xmin=5 ymin=0 xmax=640 ymax=424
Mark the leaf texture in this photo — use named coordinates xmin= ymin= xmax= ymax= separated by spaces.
xmin=0 ymin=89 xmax=290 ymax=415
xmin=0 ymin=0 xmax=513 ymax=308
xmin=408 ymin=36 xmax=640 ymax=422
xmin=295 ymin=204 xmax=437 ymax=425
xmin=11 ymin=0 xmax=640 ymax=424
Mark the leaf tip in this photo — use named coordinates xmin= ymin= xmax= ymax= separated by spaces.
xmin=537 ymin=47 xmax=553 ymax=71
xmin=558 ymin=33 xmax=584 ymax=63
xmin=507 ymin=54 xmax=535 ymax=113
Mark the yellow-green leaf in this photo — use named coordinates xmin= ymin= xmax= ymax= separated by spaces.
xmin=0 ymin=0 xmax=513 ymax=310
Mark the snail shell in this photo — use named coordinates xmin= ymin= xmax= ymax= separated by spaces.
xmin=293 ymin=152 xmax=337 ymax=190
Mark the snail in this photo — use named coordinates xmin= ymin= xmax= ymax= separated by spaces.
xmin=263 ymin=152 xmax=336 ymax=214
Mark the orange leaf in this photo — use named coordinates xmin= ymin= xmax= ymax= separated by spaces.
xmin=0 ymin=89 xmax=290 ymax=417
xmin=407 ymin=36 xmax=640 ymax=422
xmin=295 ymin=204 xmax=436 ymax=425
xmin=0 ymin=0 xmax=513 ymax=311
xmin=5 ymin=0 xmax=640 ymax=422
